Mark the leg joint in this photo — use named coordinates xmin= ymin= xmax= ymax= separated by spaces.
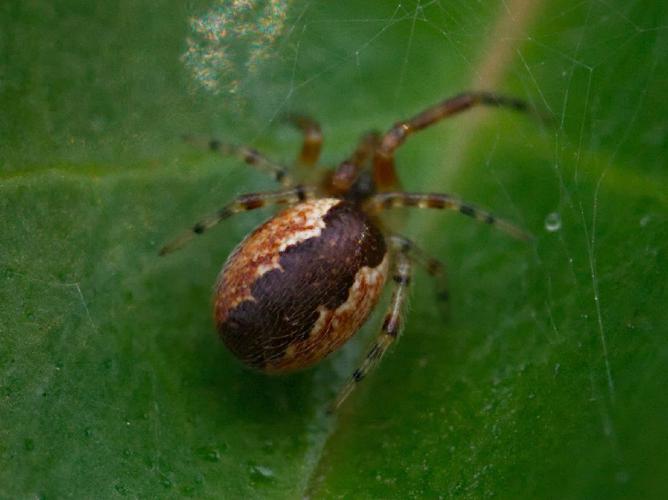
xmin=393 ymin=274 xmax=411 ymax=285
xmin=381 ymin=316 xmax=401 ymax=337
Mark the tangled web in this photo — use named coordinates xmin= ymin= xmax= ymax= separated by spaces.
xmin=183 ymin=0 xmax=291 ymax=102
xmin=177 ymin=2 xmax=668 ymax=482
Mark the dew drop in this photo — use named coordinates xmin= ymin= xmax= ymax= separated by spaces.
xmin=249 ymin=463 xmax=275 ymax=483
xmin=544 ymin=212 xmax=562 ymax=232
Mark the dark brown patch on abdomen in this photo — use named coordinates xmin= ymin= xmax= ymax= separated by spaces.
xmin=215 ymin=200 xmax=387 ymax=371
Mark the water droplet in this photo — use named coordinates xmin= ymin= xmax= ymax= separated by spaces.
xmin=544 ymin=212 xmax=562 ymax=232
xmin=123 ymin=448 xmax=132 ymax=458
xmin=639 ymin=214 xmax=651 ymax=227
xmin=84 ymin=427 xmax=93 ymax=437
xmin=249 ymin=463 xmax=275 ymax=482
xmin=161 ymin=475 xmax=173 ymax=488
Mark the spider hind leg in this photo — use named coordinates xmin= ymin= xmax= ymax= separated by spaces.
xmin=331 ymin=246 xmax=412 ymax=411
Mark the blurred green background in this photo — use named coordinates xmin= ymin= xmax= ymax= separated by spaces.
xmin=1 ymin=0 xmax=666 ymax=498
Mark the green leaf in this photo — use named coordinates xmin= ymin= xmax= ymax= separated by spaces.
xmin=2 ymin=1 xmax=667 ymax=498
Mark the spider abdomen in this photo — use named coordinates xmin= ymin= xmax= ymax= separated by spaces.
xmin=215 ymin=198 xmax=389 ymax=373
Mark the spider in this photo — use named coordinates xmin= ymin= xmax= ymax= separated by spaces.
xmin=160 ymin=91 xmax=531 ymax=410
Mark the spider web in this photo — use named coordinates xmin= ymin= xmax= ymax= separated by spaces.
xmin=178 ymin=0 xmax=667 ymax=493
xmin=2 ymin=0 xmax=667 ymax=497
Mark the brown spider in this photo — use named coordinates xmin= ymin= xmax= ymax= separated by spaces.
xmin=160 ymin=91 xmax=531 ymax=410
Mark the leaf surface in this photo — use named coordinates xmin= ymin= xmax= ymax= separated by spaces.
xmin=1 ymin=1 xmax=667 ymax=498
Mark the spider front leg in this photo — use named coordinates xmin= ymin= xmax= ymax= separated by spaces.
xmin=331 ymin=248 xmax=412 ymax=411
xmin=159 ymin=186 xmax=314 ymax=255
xmin=373 ymin=92 xmax=531 ymax=190
xmin=330 ymin=131 xmax=381 ymax=195
xmin=285 ymin=114 xmax=323 ymax=166
xmin=183 ymin=135 xmax=294 ymax=187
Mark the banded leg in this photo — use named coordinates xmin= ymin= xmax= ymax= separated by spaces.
xmin=285 ymin=114 xmax=323 ymax=166
xmin=331 ymin=250 xmax=412 ymax=411
xmin=159 ymin=186 xmax=314 ymax=255
xmin=389 ymin=235 xmax=449 ymax=301
xmin=389 ymin=235 xmax=444 ymax=277
xmin=365 ymin=192 xmax=531 ymax=241
xmin=183 ymin=135 xmax=293 ymax=187
xmin=330 ymin=131 xmax=381 ymax=194
xmin=373 ymin=92 xmax=530 ymax=190
xmin=350 ymin=131 xmax=381 ymax=166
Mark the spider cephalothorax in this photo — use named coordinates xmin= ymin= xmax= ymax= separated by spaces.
xmin=160 ymin=92 xmax=530 ymax=410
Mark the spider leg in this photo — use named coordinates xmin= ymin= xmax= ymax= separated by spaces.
xmin=389 ymin=234 xmax=449 ymax=302
xmin=183 ymin=135 xmax=294 ymax=187
xmin=159 ymin=186 xmax=314 ymax=255
xmin=331 ymin=247 xmax=412 ymax=411
xmin=285 ymin=114 xmax=323 ymax=166
xmin=388 ymin=234 xmax=444 ymax=276
xmin=330 ymin=131 xmax=381 ymax=194
xmin=349 ymin=131 xmax=381 ymax=167
xmin=365 ymin=192 xmax=531 ymax=241
xmin=373 ymin=92 xmax=530 ymax=190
